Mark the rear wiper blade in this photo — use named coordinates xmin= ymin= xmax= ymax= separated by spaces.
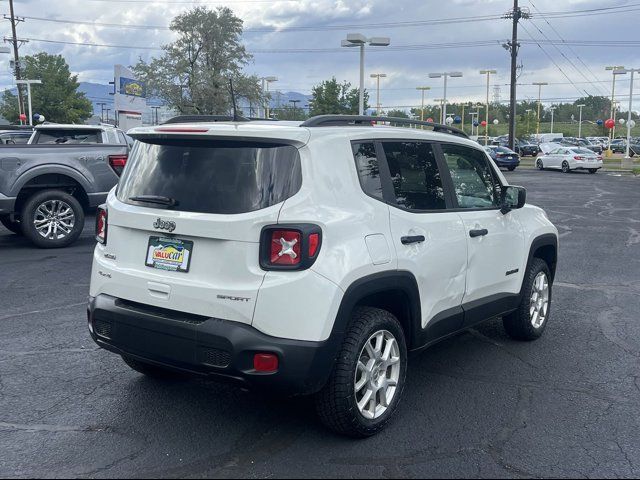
xmin=129 ymin=195 xmax=179 ymax=207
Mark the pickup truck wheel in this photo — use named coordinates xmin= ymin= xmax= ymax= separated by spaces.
xmin=503 ymin=258 xmax=552 ymax=341
xmin=315 ymin=306 xmax=407 ymax=438
xmin=0 ymin=215 xmax=23 ymax=235
xmin=121 ymin=355 xmax=189 ymax=380
xmin=21 ymin=190 xmax=84 ymax=248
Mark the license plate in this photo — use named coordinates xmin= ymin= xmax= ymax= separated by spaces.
xmin=145 ymin=237 xmax=193 ymax=273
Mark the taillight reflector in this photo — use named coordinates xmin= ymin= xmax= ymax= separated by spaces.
xmin=95 ymin=206 xmax=107 ymax=244
xmin=308 ymin=233 xmax=320 ymax=257
xmin=108 ymin=154 xmax=128 ymax=176
xmin=254 ymin=353 xmax=279 ymax=373
xmin=270 ymin=230 xmax=301 ymax=265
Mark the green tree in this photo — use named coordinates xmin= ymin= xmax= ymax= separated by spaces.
xmin=384 ymin=109 xmax=409 ymax=118
xmin=272 ymin=105 xmax=308 ymax=121
xmin=0 ymin=52 xmax=92 ymax=123
xmin=134 ymin=6 xmax=262 ymax=115
xmin=309 ymin=77 xmax=368 ymax=115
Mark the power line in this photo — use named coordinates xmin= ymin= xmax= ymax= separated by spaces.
xmin=16 ymin=35 xmax=640 ymax=54
xmin=527 ymin=1 xmax=609 ymax=96
xmin=11 ymin=3 xmax=640 ymax=34
xmin=519 ymin=22 xmax=589 ymax=98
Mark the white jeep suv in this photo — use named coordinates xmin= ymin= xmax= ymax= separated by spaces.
xmin=88 ymin=115 xmax=558 ymax=437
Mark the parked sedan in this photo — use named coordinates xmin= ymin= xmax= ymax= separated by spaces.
xmin=562 ymin=137 xmax=603 ymax=155
xmin=484 ymin=146 xmax=520 ymax=171
xmin=609 ymin=139 xmax=626 ymax=153
xmin=536 ymin=147 xmax=603 ymax=174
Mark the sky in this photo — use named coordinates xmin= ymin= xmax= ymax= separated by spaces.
xmin=0 ymin=0 xmax=639 ymax=112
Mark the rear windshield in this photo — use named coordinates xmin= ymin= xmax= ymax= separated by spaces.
xmin=34 ymin=129 xmax=102 ymax=144
xmin=117 ymin=139 xmax=302 ymax=214
xmin=495 ymin=147 xmax=515 ymax=153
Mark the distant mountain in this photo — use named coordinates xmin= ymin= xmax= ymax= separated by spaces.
xmin=2 ymin=82 xmax=312 ymax=124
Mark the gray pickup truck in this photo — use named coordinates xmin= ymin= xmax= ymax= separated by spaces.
xmin=0 ymin=124 xmax=130 ymax=248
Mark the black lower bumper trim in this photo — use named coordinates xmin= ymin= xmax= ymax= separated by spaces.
xmin=88 ymin=294 xmax=340 ymax=396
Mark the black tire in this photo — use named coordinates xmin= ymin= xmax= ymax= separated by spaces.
xmin=508 ymin=166 xmax=516 ymax=171
xmin=536 ymin=159 xmax=544 ymax=170
xmin=588 ymin=169 xmax=598 ymax=174
xmin=561 ymin=161 xmax=571 ymax=173
xmin=315 ymin=307 xmax=408 ymax=438
xmin=0 ymin=214 xmax=23 ymax=235
xmin=20 ymin=190 xmax=84 ymax=248
xmin=122 ymin=355 xmax=189 ymax=379
xmin=503 ymin=258 xmax=552 ymax=341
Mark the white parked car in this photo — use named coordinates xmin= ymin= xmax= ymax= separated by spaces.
xmin=88 ymin=115 xmax=559 ymax=437
xmin=536 ymin=146 xmax=603 ymax=174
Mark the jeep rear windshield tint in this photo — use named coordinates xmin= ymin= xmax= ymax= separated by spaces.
xmin=117 ymin=139 xmax=302 ymax=214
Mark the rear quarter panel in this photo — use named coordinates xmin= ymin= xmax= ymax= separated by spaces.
xmin=0 ymin=144 xmax=126 ymax=197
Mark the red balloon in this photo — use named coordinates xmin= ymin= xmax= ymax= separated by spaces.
xmin=426 ymin=118 xmax=434 ymax=123
xmin=604 ymin=118 xmax=615 ymax=129
xmin=19 ymin=113 xmax=26 ymax=121
xmin=481 ymin=120 xmax=487 ymax=127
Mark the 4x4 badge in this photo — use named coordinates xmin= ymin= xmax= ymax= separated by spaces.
xmin=153 ymin=218 xmax=176 ymax=232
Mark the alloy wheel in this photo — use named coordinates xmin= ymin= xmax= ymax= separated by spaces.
xmin=354 ymin=330 xmax=401 ymax=420
xmin=33 ymin=200 xmax=76 ymax=240
xmin=530 ymin=272 xmax=550 ymax=329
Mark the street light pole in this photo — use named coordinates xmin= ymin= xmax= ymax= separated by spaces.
xmin=606 ymin=66 xmax=625 ymax=147
xmin=261 ymin=76 xmax=278 ymax=119
xmin=429 ymin=72 xmax=463 ymax=123
xmin=526 ymin=108 xmax=532 ymax=135
xmin=577 ymin=104 xmax=586 ymax=138
xmin=416 ymin=86 xmax=430 ymax=122
xmin=480 ymin=70 xmax=497 ymax=145
xmin=614 ymin=68 xmax=640 ymax=160
xmin=549 ymin=106 xmax=556 ymax=134
xmin=342 ymin=34 xmax=391 ymax=115
xmin=15 ymin=79 xmax=41 ymax=126
xmin=370 ymin=73 xmax=386 ymax=115
xmin=533 ymin=82 xmax=548 ymax=137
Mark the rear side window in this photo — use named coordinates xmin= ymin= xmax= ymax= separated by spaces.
xmin=34 ymin=129 xmax=102 ymax=144
xmin=382 ymin=142 xmax=446 ymax=211
xmin=352 ymin=142 xmax=383 ymax=200
xmin=118 ymin=140 xmax=302 ymax=215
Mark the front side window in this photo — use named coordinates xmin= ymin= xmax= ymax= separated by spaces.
xmin=382 ymin=142 xmax=446 ymax=211
xmin=441 ymin=143 xmax=500 ymax=209
xmin=352 ymin=142 xmax=383 ymax=200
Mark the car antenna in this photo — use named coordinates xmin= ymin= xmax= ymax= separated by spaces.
xmin=228 ymin=78 xmax=241 ymax=122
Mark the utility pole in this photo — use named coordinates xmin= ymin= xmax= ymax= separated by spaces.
xmin=505 ymin=1 xmax=529 ymax=150
xmin=97 ymin=102 xmax=107 ymax=122
xmin=6 ymin=0 xmax=26 ymax=119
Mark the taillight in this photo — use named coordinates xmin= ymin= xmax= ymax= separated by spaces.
xmin=260 ymin=224 xmax=322 ymax=270
xmin=574 ymin=156 xmax=584 ymax=161
xmin=95 ymin=205 xmax=107 ymax=244
xmin=597 ymin=156 xmax=603 ymax=160
xmin=108 ymin=154 xmax=128 ymax=176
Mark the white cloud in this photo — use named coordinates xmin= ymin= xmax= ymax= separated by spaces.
xmin=1 ymin=0 xmax=637 ymax=110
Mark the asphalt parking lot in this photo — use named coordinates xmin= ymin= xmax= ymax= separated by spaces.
xmin=1 ymin=169 xmax=639 ymax=478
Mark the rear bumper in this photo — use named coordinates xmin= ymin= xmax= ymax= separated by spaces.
xmin=88 ymin=294 xmax=339 ymax=396
xmin=495 ymin=159 xmax=520 ymax=168
xmin=0 ymin=193 xmax=16 ymax=215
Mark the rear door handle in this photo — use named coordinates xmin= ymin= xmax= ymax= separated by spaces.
xmin=469 ymin=229 xmax=489 ymax=238
xmin=401 ymin=235 xmax=425 ymax=245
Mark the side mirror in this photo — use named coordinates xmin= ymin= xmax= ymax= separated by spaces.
xmin=501 ymin=185 xmax=526 ymax=214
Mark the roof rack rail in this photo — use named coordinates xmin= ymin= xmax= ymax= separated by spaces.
xmin=300 ymin=115 xmax=469 ymax=139
xmin=164 ymin=115 xmax=250 ymax=124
